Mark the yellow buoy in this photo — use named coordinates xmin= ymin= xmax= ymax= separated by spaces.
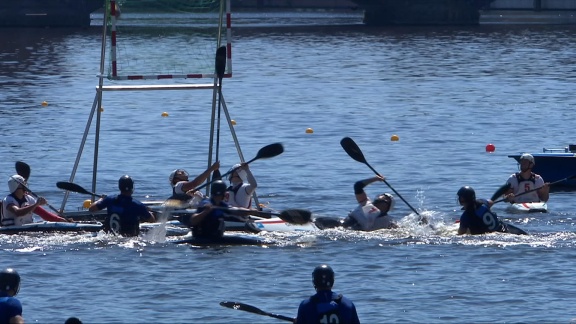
xmin=41 ymin=101 xmax=48 ymax=106
xmin=99 ymin=107 xmax=104 ymax=112
xmin=82 ymin=199 xmax=92 ymax=209
xmin=391 ymin=134 xmax=399 ymax=141
xmin=161 ymin=112 xmax=169 ymax=117
xmin=306 ymin=128 xmax=314 ymax=134
xmin=231 ymin=119 xmax=237 ymax=125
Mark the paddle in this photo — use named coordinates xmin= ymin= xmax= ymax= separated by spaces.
xmin=219 ymin=301 xmax=294 ymax=322
xmin=194 ymin=143 xmax=284 ymax=192
xmin=15 ymin=161 xmax=31 ymax=181
xmin=56 ymin=181 xmax=105 ymax=199
xmin=340 ymin=137 xmax=421 ymax=216
xmin=492 ymin=174 xmax=576 ymax=204
xmin=213 ymin=207 xmax=312 ymax=225
xmin=213 ymin=46 xmax=227 ymax=183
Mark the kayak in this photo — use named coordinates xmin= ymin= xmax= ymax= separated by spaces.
xmin=506 ymin=202 xmax=548 ymax=213
xmin=171 ymin=233 xmax=268 ymax=246
xmin=0 ymin=221 xmax=102 ymax=235
xmin=0 ymin=220 xmax=188 ymax=236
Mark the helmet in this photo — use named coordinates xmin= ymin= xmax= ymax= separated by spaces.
xmin=8 ymin=175 xmax=26 ymax=193
xmin=313 ymin=264 xmax=334 ymax=289
xmin=519 ymin=153 xmax=535 ymax=165
xmin=374 ymin=193 xmax=395 ymax=210
xmin=227 ymin=163 xmax=242 ymax=181
xmin=0 ymin=268 xmax=21 ymax=295
xmin=457 ymin=186 xmax=476 ymax=205
xmin=169 ymin=169 xmax=189 ymax=187
xmin=118 ymin=175 xmax=134 ymax=192
xmin=210 ymin=180 xmax=227 ymax=196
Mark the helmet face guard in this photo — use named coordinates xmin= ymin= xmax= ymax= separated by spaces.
xmin=169 ymin=169 xmax=189 ymax=186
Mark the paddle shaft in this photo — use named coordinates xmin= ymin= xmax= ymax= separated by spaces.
xmin=20 ymin=182 xmax=62 ymax=215
xmin=219 ymin=302 xmax=294 ymax=322
xmin=194 ymin=143 xmax=283 ymax=192
xmin=214 ymin=46 xmax=226 ymax=174
xmin=493 ymin=174 xmax=576 ymax=204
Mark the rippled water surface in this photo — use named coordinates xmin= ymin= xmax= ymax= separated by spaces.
xmin=1 ymin=11 xmax=576 ymax=323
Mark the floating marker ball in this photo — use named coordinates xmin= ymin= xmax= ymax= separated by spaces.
xmin=391 ymin=134 xmax=399 ymax=141
xmin=306 ymin=128 xmax=314 ymax=134
xmin=41 ymin=101 xmax=48 ymax=106
xmin=486 ymin=143 xmax=495 ymax=153
xmin=99 ymin=107 xmax=104 ymax=112
xmin=161 ymin=112 xmax=169 ymax=117
xmin=82 ymin=199 xmax=91 ymax=209
xmin=231 ymin=120 xmax=236 ymax=125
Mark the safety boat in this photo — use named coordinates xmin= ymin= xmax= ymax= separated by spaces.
xmin=508 ymin=145 xmax=576 ymax=189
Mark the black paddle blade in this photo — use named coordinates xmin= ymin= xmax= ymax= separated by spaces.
xmin=215 ymin=46 xmax=227 ymax=79
xmin=212 ymin=169 xmax=222 ymax=182
xmin=219 ymin=301 xmax=294 ymax=322
xmin=278 ymin=209 xmax=312 ymax=225
xmin=340 ymin=137 xmax=367 ymax=164
xmin=490 ymin=183 xmax=511 ymax=201
xmin=56 ymin=181 xmax=94 ymax=196
xmin=15 ymin=161 xmax=31 ymax=181
xmin=252 ymin=143 xmax=284 ymax=161
xmin=220 ymin=301 xmax=265 ymax=315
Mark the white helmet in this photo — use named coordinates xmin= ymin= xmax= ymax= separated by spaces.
xmin=169 ymin=169 xmax=188 ymax=187
xmin=374 ymin=193 xmax=395 ymax=211
xmin=8 ymin=175 xmax=26 ymax=193
xmin=519 ymin=153 xmax=535 ymax=165
xmin=227 ymin=163 xmax=242 ymax=181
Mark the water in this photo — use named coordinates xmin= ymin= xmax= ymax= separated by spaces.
xmin=2 ymin=11 xmax=576 ymax=323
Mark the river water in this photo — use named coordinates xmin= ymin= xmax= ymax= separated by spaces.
xmin=1 ymin=11 xmax=576 ymax=323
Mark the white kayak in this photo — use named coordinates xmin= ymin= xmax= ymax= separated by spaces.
xmin=506 ymin=202 xmax=548 ymax=213
xmin=0 ymin=220 xmax=188 ymax=236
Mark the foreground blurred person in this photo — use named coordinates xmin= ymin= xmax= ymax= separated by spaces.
xmin=0 ymin=268 xmax=24 ymax=324
xmin=295 ymin=264 xmax=360 ymax=324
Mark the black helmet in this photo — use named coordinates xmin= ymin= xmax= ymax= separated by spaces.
xmin=0 ymin=268 xmax=21 ymax=295
xmin=211 ymin=180 xmax=227 ymax=196
xmin=312 ymin=264 xmax=334 ymax=289
xmin=457 ymin=186 xmax=476 ymax=204
xmin=118 ymin=175 xmax=134 ymax=193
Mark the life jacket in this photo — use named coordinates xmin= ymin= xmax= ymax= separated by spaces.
xmin=311 ymin=293 xmax=343 ymax=323
xmin=515 ymin=172 xmax=536 ymax=185
xmin=225 ymin=183 xmax=252 ymax=208
xmin=474 ymin=202 xmax=501 ymax=232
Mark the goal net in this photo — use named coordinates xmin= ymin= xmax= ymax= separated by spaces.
xmin=104 ymin=0 xmax=231 ymax=80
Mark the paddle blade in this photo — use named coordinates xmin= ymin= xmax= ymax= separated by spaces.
xmin=340 ymin=137 xmax=367 ymax=164
xmin=490 ymin=183 xmax=511 ymax=201
xmin=212 ymin=168 xmax=222 ymax=182
xmin=15 ymin=161 xmax=31 ymax=181
xmin=278 ymin=209 xmax=312 ymax=225
xmin=251 ymin=143 xmax=284 ymax=162
xmin=215 ymin=46 xmax=227 ymax=79
xmin=220 ymin=301 xmax=266 ymax=315
xmin=56 ymin=181 xmax=94 ymax=196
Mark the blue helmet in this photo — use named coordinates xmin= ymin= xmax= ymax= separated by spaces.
xmin=312 ymin=264 xmax=334 ymax=289
xmin=211 ymin=180 xmax=227 ymax=196
xmin=0 ymin=268 xmax=21 ymax=295
xmin=118 ymin=175 xmax=134 ymax=193
xmin=457 ymin=186 xmax=476 ymax=205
